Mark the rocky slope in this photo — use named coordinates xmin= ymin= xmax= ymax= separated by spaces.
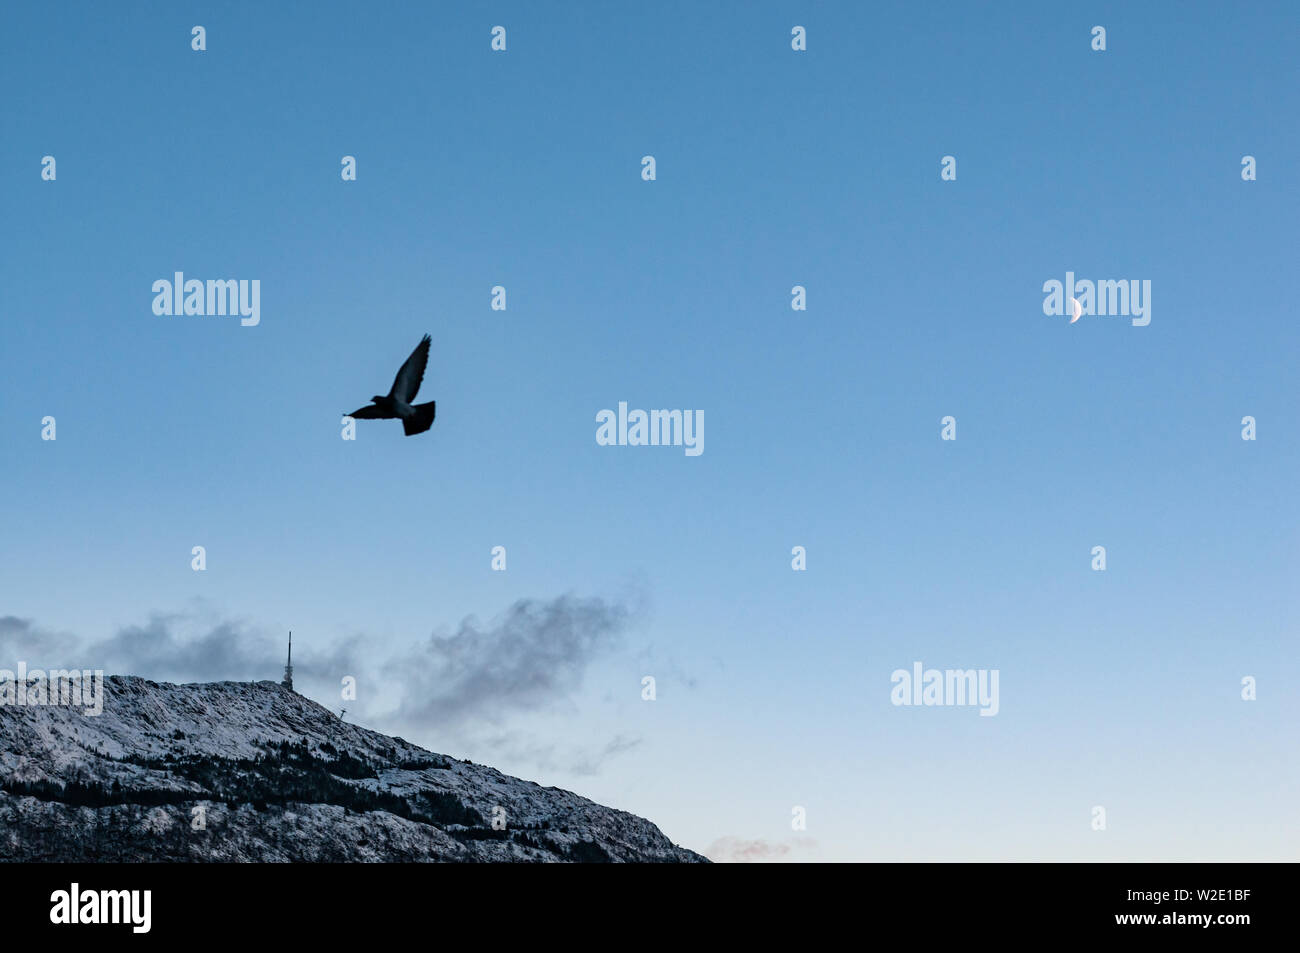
xmin=0 ymin=676 xmax=705 ymax=862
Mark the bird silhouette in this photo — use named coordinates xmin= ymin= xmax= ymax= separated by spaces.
xmin=345 ymin=334 xmax=437 ymax=436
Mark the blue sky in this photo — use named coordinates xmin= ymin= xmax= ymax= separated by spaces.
xmin=1 ymin=1 xmax=1297 ymax=860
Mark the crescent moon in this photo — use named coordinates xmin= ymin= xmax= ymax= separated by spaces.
xmin=1070 ymin=297 xmax=1082 ymax=323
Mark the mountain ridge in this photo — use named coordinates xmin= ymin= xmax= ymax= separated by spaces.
xmin=0 ymin=675 xmax=706 ymax=862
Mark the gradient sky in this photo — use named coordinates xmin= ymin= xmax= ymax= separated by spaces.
xmin=2 ymin=1 xmax=1297 ymax=861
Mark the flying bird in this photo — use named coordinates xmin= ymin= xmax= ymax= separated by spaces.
xmin=345 ymin=334 xmax=437 ymax=436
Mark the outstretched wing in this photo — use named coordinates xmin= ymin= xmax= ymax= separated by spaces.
xmin=390 ymin=334 xmax=431 ymax=403
xmin=345 ymin=405 xmax=396 ymax=420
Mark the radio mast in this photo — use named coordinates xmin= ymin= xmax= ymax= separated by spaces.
xmin=282 ymin=631 xmax=294 ymax=692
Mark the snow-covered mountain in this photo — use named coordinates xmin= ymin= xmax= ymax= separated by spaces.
xmin=0 ymin=676 xmax=705 ymax=862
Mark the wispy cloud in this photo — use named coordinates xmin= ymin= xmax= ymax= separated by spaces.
xmin=704 ymin=837 xmax=818 ymax=863
xmin=476 ymin=730 xmax=644 ymax=777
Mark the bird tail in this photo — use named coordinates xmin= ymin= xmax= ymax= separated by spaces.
xmin=403 ymin=401 xmax=436 ymax=436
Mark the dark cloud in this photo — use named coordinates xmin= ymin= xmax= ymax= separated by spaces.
xmin=0 ymin=615 xmax=86 ymax=663
xmin=386 ymin=594 xmax=633 ymax=727
xmin=84 ymin=613 xmax=276 ymax=682
xmin=1 ymin=611 xmax=362 ymax=687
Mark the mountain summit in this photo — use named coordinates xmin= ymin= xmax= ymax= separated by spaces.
xmin=0 ymin=676 xmax=705 ymax=862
